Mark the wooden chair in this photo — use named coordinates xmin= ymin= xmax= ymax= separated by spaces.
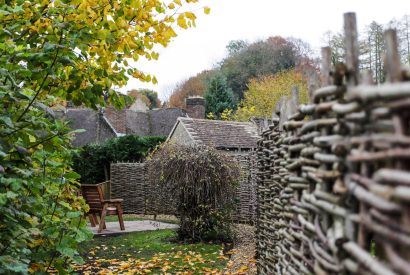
xmin=81 ymin=183 xmax=125 ymax=233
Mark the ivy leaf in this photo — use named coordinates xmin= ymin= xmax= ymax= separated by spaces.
xmin=0 ymin=116 xmax=13 ymax=128
xmin=57 ymin=247 xmax=76 ymax=258
xmin=64 ymin=171 xmax=80 ymax=180
xmin=59 ymin=201 xmax=72 ymax=210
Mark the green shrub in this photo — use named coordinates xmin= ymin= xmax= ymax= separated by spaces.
xmin=73 ymin=135 xmax=165 ymax=184
xmin=147 ymin=143 xmax=240 ymax=242
xmin=0 ymin=114 xmax=92 ymax=274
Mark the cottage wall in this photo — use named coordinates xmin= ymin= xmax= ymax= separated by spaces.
xmin=168 ymin=123 xmax=195 ymax=145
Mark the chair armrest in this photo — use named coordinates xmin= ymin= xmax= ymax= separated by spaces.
xmin=103 ymin=199 xmax=123 ymax=203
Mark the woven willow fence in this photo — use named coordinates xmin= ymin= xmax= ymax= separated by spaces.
xmin=110 ymin=162 xmax=146 ymax=214
xmin=109 ymin=157 xmax=257 ymax=223
xmin=233 ymin=153 xmax=258 ymax=224
xmin=256 ymin=13 xmax=410 ymax=275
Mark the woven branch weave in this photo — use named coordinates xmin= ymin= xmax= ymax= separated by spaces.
xmin=109 ymin=158 xmax=257 ymax=222
xmin=255 ymin=26 xmax=410 ymax=275
xmin=233 ymin=153 xmax=258 ymax=224
xmin=110 ymin=162 xmax=146 ymax=214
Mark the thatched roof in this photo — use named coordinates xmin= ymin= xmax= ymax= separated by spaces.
xmin=169 ymin=118 xmax=259 ymax=150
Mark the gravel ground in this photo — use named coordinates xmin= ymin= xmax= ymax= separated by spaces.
xmin=224 ymin=224 xmax=257 ymax=274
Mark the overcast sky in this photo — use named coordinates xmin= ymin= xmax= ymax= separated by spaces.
xmin=120 ymin=0 xmax=410 ymax=101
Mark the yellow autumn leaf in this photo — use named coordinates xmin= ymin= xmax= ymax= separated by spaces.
xmin=177 ymin=14 xmax=188 ymax=29
xmin=185 ymin=11 xmax=196 ymax=20
xmin=120 ymin=262 xmax=131 ymax=269
xmin=234 ymin=70 xmax=309 ymax=121
xmin=174 ymin=0 xmax=182 ymax=6
xmin=28 ymin=238 xmax=44 ymax=248
xmin=204 ymin=6 xmax=211 ymax=14
xmin=132 ymin=71 xmax=143 ymax=78
xmin=238 ymin=265 xmax=249 ymax=272
xmin=151 ymin=52 xmax=159 ymax=60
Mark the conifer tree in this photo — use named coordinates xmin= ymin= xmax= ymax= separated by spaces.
xmin=204 ymin=75 xmax=236 ymax=119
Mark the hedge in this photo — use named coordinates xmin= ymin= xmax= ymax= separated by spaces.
xmin=73 ymin=135 xmax=165 ymax=184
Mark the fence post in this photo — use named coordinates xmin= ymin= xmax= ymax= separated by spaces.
xmin=384 ymin=29 xmax=402 ymax=83
xmin=344 ymin=12 xmax=359 ymax=86
xmin=321 ymin=47 xmax=332 ymax=86
xmin=291 ymin=85 xmax=299 ymax=107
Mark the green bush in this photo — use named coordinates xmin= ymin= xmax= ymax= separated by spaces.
xmin=73 ymin=135 xmax=165 ymax=184
xmin=147 ymin=143 xmax=240 ymax=242
xmin=0 ymin=111 xmax=92 ymax=273
xmin=0 ymin=0 xmax=195 ymax=272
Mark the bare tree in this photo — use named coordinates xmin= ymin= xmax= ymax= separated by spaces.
xmin=321 ymin=30 xmax=345 ymax=67
xmin=361 ymin=21 xmax=385 ymax=84
xmin=398 ymin=15 xmax=410 ymax=65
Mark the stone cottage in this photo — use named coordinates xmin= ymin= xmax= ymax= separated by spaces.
xmin=168 ymin=117 xmax=260 ymax=223
xmin=63 ymin=97 xmax=206 ymax=147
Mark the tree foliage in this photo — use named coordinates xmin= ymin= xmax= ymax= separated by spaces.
xmin=168 ymin=36 xmax=312 ymax=110
xmin=168 ymin=70 xmax=214 ymax=108
xmin=220 ymin=36 xmax=301 ymax=100
xmin=128 ymin=89 xmax=161 ymax=109
xmin=73 ymin=135 xmax=165 ymax=184
xmin=226 ymin=39 xmax=248 ymax=55
xmin=204 ymin=74 xmax=236 ymax=119
xmin=147 ymin=143 xmax=240 ymax=242
xmin=323 ymin=14 xmax=409 ymax=84
xmin=234 ymin=70 xmax=309 ymax=121
xmin=322 ymin=30 xmax=345 ymax=66
xmin=0 ymin=0 xmax=204 ymax=272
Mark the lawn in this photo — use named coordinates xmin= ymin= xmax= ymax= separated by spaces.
xmin=74 ymin=229 xmax=230 ymax=274
xmin=103 ymin=214 xmax=179 ymax=224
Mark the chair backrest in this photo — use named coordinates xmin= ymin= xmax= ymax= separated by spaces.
xmin=81 ymin=183 xmax=105 ymax=212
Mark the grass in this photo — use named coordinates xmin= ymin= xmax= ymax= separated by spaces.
xmin=103 ymin=214 xmax=179 ymax=224
xmin=75 ymin=229 xmax=229 ymax=274
xmin=370 ymin=239 xmax=376 ymax=257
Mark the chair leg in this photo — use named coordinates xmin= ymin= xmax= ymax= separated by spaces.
xmin=117 ymin=204 xmax=125 ymax=231
xmin=98 ymin=204 xmax=108 ymax=233
xmin=89 ymin=214 xmax=96 ymax=227
xmin=93 ymin=214 xmax=99 ymax=225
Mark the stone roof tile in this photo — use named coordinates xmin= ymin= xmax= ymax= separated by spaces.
xmin=177 ymin=118 xmax=259 ymax=149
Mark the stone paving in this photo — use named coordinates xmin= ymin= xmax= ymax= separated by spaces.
xmin=89 ymin=220 xmax=178 ymax=236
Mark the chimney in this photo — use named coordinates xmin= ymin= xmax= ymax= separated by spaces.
xmin=185 ymin=96 xmax=205 ymax=119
